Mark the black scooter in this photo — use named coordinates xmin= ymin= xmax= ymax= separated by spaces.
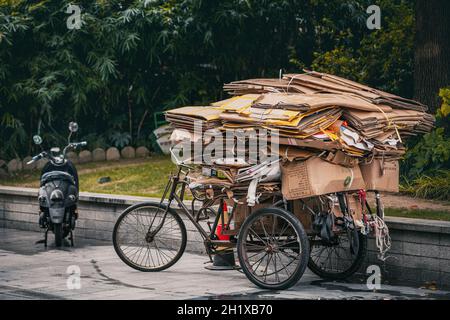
xmin=28 ymin=122 xmax=86 ymax=247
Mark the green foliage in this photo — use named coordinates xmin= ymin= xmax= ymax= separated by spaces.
xmin=0 ymin=0 xmax=417 ymax=161
xmin=403 ymin=87 xmax=450 ymax=178
xmin=311 ymin=0 xmax=414 ymax=97
xmin=0 ymin=155 xmax=177 ymax=198
xmin=401 ymin=88 xmax=450 ymax=200
xmin=311 ymin=47 xmax=360 ymax=81
xmin=109 ymin=132 xmax=132 ymax=149
xmin=403 ymin=128 xmax=450 ymax=177
xmin=438 ymin=87 xmax=450 ymax=117
xmin=401 ymin=170 xmax=450 ymax=201
xmin=384 ymin=207 xmax=450 ymax=222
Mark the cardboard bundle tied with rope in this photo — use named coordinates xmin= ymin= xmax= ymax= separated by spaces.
xmin=165 ymin=70 xmax=434 ymax=201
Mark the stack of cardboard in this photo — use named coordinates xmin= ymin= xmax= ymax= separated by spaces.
xmin=225 ymin=71 xmax=426 ymax=111
xmin=165 ymin=71 xmax=434 ymax=202
xmin=165 ymin=107 xmax=223 ymax=132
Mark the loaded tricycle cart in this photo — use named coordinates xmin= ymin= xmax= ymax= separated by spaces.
xmin=111 ymin=70 xmax=432 ymax=290
xmin=112 ymin=154 xmax=391 ymax=290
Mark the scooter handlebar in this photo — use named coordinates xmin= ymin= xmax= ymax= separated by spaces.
xmin=68 ymin=141 xmax=87 ymax=149
xmin=27 ymin=152 xmax=45 ymax=165
xmin=74 ymin=141 xmax=87 ymax=148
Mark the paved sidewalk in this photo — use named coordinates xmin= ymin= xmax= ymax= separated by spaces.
xmin=0 ymin=228 xmax=449 ymax=300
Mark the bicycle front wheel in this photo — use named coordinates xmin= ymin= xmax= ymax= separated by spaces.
xmin=113 ymin=202 xmax=187 ymax=272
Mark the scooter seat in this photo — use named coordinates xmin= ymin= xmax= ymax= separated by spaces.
xmin=41 ymin=171 xmax=75 ymax=186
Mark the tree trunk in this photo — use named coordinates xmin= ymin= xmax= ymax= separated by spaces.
xmin=414 ymin=0 xmax=450 ymax=113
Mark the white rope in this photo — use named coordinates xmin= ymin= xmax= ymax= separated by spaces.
xmin=373 ymin=214 xmax=391 ymax=261
xmin=285 ymin=74 xmax=302 ymax=93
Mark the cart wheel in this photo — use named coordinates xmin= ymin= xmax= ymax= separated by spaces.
xmin=113 ymin=202 xmax=187 ymax=272
xmin=308 ymin=227 xmax=367 ymax=280
xmin=237 ymin=207 xmax=309 ymax=290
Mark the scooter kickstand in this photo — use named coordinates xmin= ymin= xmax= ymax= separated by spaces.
xmin=69 ymin=231 xmax=74 ymax=247
xmin=44 ymin=229 xmax=48 ymax=247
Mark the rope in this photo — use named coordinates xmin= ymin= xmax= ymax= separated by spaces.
xmin=373 ymin=214 xmax=391 ymax=261
xmin=285 ymin=74 xmax=302 ymax=94
xmin=374 ymin=105 xmax=402 ymax=143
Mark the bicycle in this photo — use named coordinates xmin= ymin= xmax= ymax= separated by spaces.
xmin=112 ymin=154 xmax=388 ymax=289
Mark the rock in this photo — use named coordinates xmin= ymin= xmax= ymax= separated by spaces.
xmin=121 ymin=146 xmax=136 ymax=159
xmin=7 ymin=159 xmax=22 ymax=173
xmin=92 ymin=148 xmax=106 ymax=162
xmin=66 ymin=151 xmax=79 ymax=164
xmin=97 ymin=176 xmax=111 ymax=184
xmin=22 ymin=156 xmax=36 ymax=170
xmin=79 ymin=150 xmax=92 ymax=164
xmin=136 ymin=146 xmax=150 ymax=158
xmin=0 ymin=159 xmax=6 ymax=169
xmin=0 ymin=168 xmax=8 ymax=178
xmin=36 ymin=158 xmax=49 ymax=170
xmin=106 ymin=147 xmax=120 ymax=161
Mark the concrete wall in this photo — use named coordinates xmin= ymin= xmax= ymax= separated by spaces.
xmin=364 ymin=218 xmax=450 ymax=287
xmin=0 ymin=186 xmax=449 ymax=288
xmin=0 ymin=186 xmax=207 ymax=253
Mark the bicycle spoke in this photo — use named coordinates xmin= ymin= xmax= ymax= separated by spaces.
xmin=309 ymin=230 xmax=361 ymax=275
xmin=240 ymin=210 xmax=307 ymax=287
xmin=115 ymin=205 xmax=185 ymax=270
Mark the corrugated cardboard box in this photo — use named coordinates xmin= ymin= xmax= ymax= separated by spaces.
xmin=359 ymin=159 xmax=399 ymax=192
xmin=281 ymin=157 xmax=365 ymax=200
xmin=232 ymin=201 xmax=273 ymax=232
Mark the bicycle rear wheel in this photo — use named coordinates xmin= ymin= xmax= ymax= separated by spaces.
xmin=308 ymin=228 xmax=367 ymax=280
xmin=113 ymin=202 xmax=187 ymax=272
xmin=237 ymin=207 xmax=310 ymax=290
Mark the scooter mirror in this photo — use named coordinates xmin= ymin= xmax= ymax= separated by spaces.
xmin=33 ymin=135 xmax=43 ymax=145
xmin=69 ymin=122 xmax=79 ymax=133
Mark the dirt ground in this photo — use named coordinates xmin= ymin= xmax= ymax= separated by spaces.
xmin=374 ymin=192 xmax=450 ymax=212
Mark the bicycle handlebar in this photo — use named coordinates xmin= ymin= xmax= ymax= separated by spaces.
xmin=169 ymin=146 xmax=195 ymax=171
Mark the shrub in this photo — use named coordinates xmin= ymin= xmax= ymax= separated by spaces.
xmin=401 ymin=170 xmax=450 ymax=201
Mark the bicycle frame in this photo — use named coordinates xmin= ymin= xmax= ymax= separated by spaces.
xmin=148 ymin=161 xmax=386 ymax=257
xmin=152 ymin=165 xmax=236 ymax=257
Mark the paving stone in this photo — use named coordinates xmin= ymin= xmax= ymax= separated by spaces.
xmin=78 ymin=150 xmax=92 ymax=164
xmin=439 ymin=233 xmax=450 ymax=246
xmin=401 ymin=230 xmax=441 ymax=245
xmin=403 ymin=242 xmax=440 ymax=258
xmin=66 ymin=151 xmax=79 ymax=164
xmin=0 ymin=168 xmax=7 ymax=178
xmin=121 ymin=146 xmax=135 ymax=159
xmin=440 ymin=271 xmax=450 ymax=287
xmin=106 ymin=147 xmax=120 ymax=161
xmin=402 ymin=254 xmax=441 ymax=272
xmin=421 ymin=270 xmax=441 ymax=284
xmin=92 ymin=148 xmax=106 ymax=162
xmin=1 ymin=229 xmax=450 ymax=300
xmin=136 ymin=146 xmax=150 ymax=158
xmin=7 ymin=159 xmax=22 ymax=173
xmin=439 ymin=246 xmax=450 ymax=260
xmin=22 ymin=156 xmax=36 ymax=170
xmin=439 ymin=258 xmax=450 ymax=272
xmin=36 ymin=158 xmax=49 ymax=170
